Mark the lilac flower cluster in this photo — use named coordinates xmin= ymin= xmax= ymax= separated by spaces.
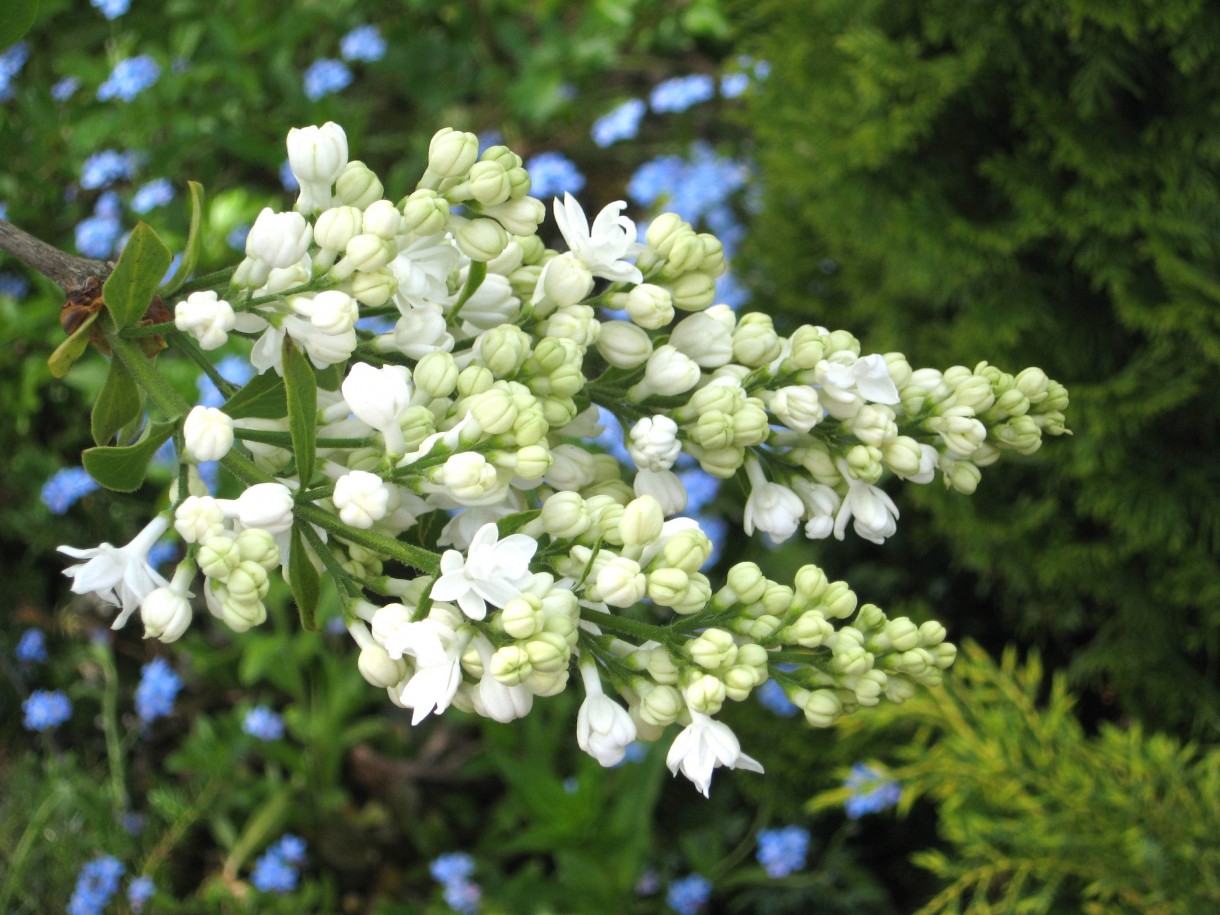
xmin=666 ymin=874 xmax=711 ymax=914
xmin=134 ymin=657 xmax=183 ymax=724
xmin=430 ymin=852 xmax=481 ymax=914
xmin=523 ymin=152 xmax=585 ymax=199
xmin=15 ymin=628 xmax=48 ymax=663
xmin=42 ymin=466 xmax=102 ymax=514
xmin=23 ymin=690 xmax=72 ymax=731
xmin=67 ymin=856 xmax=124 ymax=915
xmin=756 ymin=825 xmax=810 ymax=877
xmin=97 ymin=56 xmax=161 ymax=103
xmin=0 ymin=42 xmax=29 ymax=102
xmin=251 ymin=834 xmax=307 ymax=893
xmin=844 ymin=763 xmax=902 ymax=819
xmin=243 ymin=704 xmax=285 ymax=740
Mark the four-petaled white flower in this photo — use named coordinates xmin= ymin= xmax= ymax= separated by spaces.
xmin=576 ymin=661 xmax=637 ymax=766
xmin=387 ymin=618 xmax=472 ymax=725
xmin=59 ymin=516 xmax=170 ymax=629
xmin=553 ymin=193 xmax=643 ymax=284
xmin=666 ymin=710 xmax=764 ymax=797
xmin=742 ymin=458 xmax=805 ymax=542
xmin=833 ymin=460 xmax=900 ymax=545
xmin=430 ymin=522 xmax=537 ymax=620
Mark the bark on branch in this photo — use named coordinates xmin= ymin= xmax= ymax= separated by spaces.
xmin=0 ymin=219 xmax=112 ymax=295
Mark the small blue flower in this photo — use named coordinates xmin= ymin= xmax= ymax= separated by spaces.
xmin=430 ymin=852 xmax=475 ymax=885
xmin=443 ymin=879 xmax=482 ymax=914
xmin=243 ymin=705 xmax=285 ymax=741
xmin=127 ymin=876 xmax=155 ymax=913
xmin=121 ymin=812 xmax=146 ymax=836
xmin=199 ymin=460 xmax=220 ymax=494
xmin=81 ymin=150 xmax=138 ymax=190
xmin=131 ymin=179 xmax=174 ymax=214
xmin=97 ymin=56 xmax=161 ymax=103
xmin=525 ymin=151 xmax=585 ymax=199
xmin=844 ymin=763 xmax=902 ymax=819
xmin=91 ymin=0 xmax=131 ymax=19
xmin=627 ymin=155 xmax=685 ymax=207
xmin=135 ymin=657 xmax=183 ymax=724
xmin=95 ymin=190 xmax=123 ymax=218
xmin=0 ymin=270 xmax=30 ymax=299
xmin=251 ymin=849 xmax=299 ymax=893
xmin=0 ymin=201 xmax=7 ymax=219
xmin=68 ymin=856 xmax=124 ymax=915
xmin=666 ymin=874 xmax=711 ymax=915
xmin=592 ymin=98 xmax=646 ymax=148
xmin=15 ymin=628 xmax=48 ymax=664
xmin=270 ymin=834 xmax=307 ymax=865
xmin=302 ymin=59 xmax=352 ymax=100
xmin=41 ymin=467 xmax=101 ymax=514
xmin=720 ymin=72 xmax=750 ymax=99
xmin=53 ymin=76 xmax=82 ymax=101
xmin=279 ymin=159 xmax=300 ymax=192
xmin=23 ymin=690 xmax=72 ymax=731
xmin=340 ymin=25 xmax=387 ymax=63
xmin=756 ymin=679 xmax=799 ymax=717
xmin=0 ymin=42 xmax=29 ymax=102
xmin=650 ymin=74 xmax=715 ymax=114
xmin=756 ymin=825 xmax=811 ymax=878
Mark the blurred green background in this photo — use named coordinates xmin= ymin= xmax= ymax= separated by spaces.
xmin=1 ymin=0 xmax=1217 ymax=912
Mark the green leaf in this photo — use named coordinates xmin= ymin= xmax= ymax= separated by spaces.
xmin=288 ymin=523 xmax=320 ymax=632
xmin=220 ymin=369 xmax=286 ymax=420
xmin=91 ymin=358 xmax=144 ymax=445
xmin=82 ymin=419 xmax=176 ymax=492
xmin=282 ymin=338 xmax=317 ymax=486
xmin=314 ymin=362 xmax=342 ymax=391
xmin=160 ymin=181 xmax=204 ymax=295
xmin=102 ymin=222 xmax=173 ymax=330
xmin=0 ymin=0 xmax=37 ymax=49
xmin=47 ymin=311 xmax=99 ymax=378
xmin=496 ymin=509 xmax=542 ymax=537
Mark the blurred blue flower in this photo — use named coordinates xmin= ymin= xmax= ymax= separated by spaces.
xmin=844 ymin=763 xmax=902 ymax=819
xmin=23 ymin=690 xmax=72 ymax=731
xmin=95 ymin=190 xmax=123 ymax=218
xmin=756 ymin=679 xmax=799 ymax=717
xmin=666 ymin=874 xmax=711 ymax=914
xmin=627 ymin=155 xmax=685 ymax=207
xmin=127 ymin=876 xmax=155 ymax=913
xmin=153 ymin=437 xmax=177 ymax=468
xmin=135 ymin=658 xmax=183 ymax=724
xmin=16 ymin=628 xmax=48 ymax=664
xmin=430 ymin=852 xmax=475 ymax=885
xmin=0 ymin=42 xmax=29 ymax=102
xmin=592 ymin=98 xmax=646 ymax=148
xmin=42 ymin=467 xmax=101 ymax=514
xmin=243 ymin=705 xmax=285 ymax=740
xmin=131 ymin=178 xmax=174 ymax=214
xmin=251 ymin=847 xmax=299 ymax=893
xmin=303 ymin=59 xmax=352 ymax=100
xmin=477 ymin=130 xmax=504 ymax=156
xmin=226 ymin=223 xmax=251 ymax=251
xmin=52 ymin=76 xmax=82 ymax=101
xmin=0 ymin=270 xmax=30 ymax=299
xmin=635 ymin=870 xmax=660 ymax=895
xmin=628 ymin=143 xmax=749 ymax=226
xmin=81 ymin=150 xmax=138 ymax=190
xmin=199 ymin=460 xmax=220 ymax=493
xmin=705 ymin=205 xmax=744 ymax=255
xmin=91 ymin=0 xmax=131 ymax=19
xmin=97 ymin=56 xmax=161 ymax=103
xmin=525 ymin=151 xmax=585 ymax=199
xmin=121 ymin=812 xmax=146 ymax=836
xmin=341 ymin=25 xmax=387 ymax=63
xmin=75 ymin=209 xmax=122 ymax=254
xmin=756 ymin=825 xmax=810 ymax=877
xmin=592 ymin=406 xmax=631 ymax=465
xmin=279 ymin=159 xmax=299 ymax=192
xmin=720 ymin=72 xmax=750 ymax=99
xmin=271 ymin=834 xmax=307 ymax=865
xmin=650 ymin=74 xmax=715 ymax=114
xmin=68 ymin=856 xmax=124 ymax=915
xmin=0 ymin=201 xmax=7 ymax=219
xmin=197 ymin=354 xmax=254 ymax=408
xmin=443 ymin=879 xmax=482 ymax=914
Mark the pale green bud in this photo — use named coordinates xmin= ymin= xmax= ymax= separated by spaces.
xmin=794 ymin=564 xmax=829 ymax=603
xmin=690 ymin=412 xmax=735 ymax=450
xmin=787 ymin=609 xmax=833 ymax=647
xmin=480 ymin=144 xmax=522 ymax=171
xmin=662 ymin=530 xmax=713 ymax=575
xmin=399 ymin=188 xmax=450 ymax=236
xmin=645 ymin=213 xmax=690 ymax=257
xmin=524 ymin=632 xmax=569 ymax=674
xmin=476 ymin=324 xmax=532 ymax=376
xmin=542 ymin=305 xmax=599 ymax=349
xmin=732 ymin=313 xmax=783 ymax=367
xmin=535 ymin=363 xmax=585 ymax=399
xmin=198 ymin=535 xmax=241 ymax=581
xmin=883 ymin=436 xmax=924 ymax=478
xmin=884 ymin=352 xmax=913 ymax=390
xmin=831 ymin=643 xmax=873 ymax=677
xmin=787 ymin=325 xmax=826 ymax=370
xmin=759 ymin=584 xmax=794 ymax=618
xmin=668 ymin=271 xmax=717 ymax=312
xmin=1037 ymin=410 xmax=1068 ymax=436
xmin=467 ymin=388 xmax=519 ymax=435
xmin=590 ymin=502 xmax=627 ymax=547
xmin=597 ymin=320 xmax=652 ymax=369
xmin=362 ymin=199 xmax=404 ymax=239
xmin=359 ymin=645 xmax=408 ymax=689
xmin=499 ymin=594 xmax=543 ymax=639
xmin=693 ymin=444 xmax=745 ymax=479
xmin=638 ymin=683 xmax=683 ymax=727
xmin=222 ymin=596 xmax=266 ymax=633
xmin=994 ymin=415 xmax=1042 ymax=454
xmin=234 ymin=529 xmax=280 ymax=570
xmin=845 ymin=444 xmax=884 ymax=484
xmin=620 ymin=495 xmax=664 ymax=547
xmin=455 ymin=217 xmax=509 ymax=262
xmin=313 ymin=205 xmax=363 ymax=252
xmin=851 ymin=669 xmax=888 ymax=706
xmin=427 ymin=127 xmax=479 ymax=178
xmin=529 ymin=336 xmax=574 ymax=374
xmin=723 ymin=665 xmax=759 ymax=702
xmin=541 ymin=396 xmax=577 ymax=428
xmin=540 ymin=491 xmax=589 ymax=539
xmin=226 ymin=560 xmax=270 ymax=603
xmin=513 ymin=408 xmax=549 ymax=447
xmin=465 ymin=160 xmax=512 ymax=207
xmin=589 ymin=453 xmax=626 ymax=485
xmin=646 ymin=568 xmax=690 ymax=607
xmin=946 ymin=371 xmax=995 ymax=413
xmin=822 ymin=580 xmax=858 ymax=619
xmin=802 ymin=689 xmax=843 ymax=727
xmin=1014 ymin=366 xmax=1050 ymax=404
xmin=400 ymin=406 xmax=437 ymax=452
xmin=413 ymin=351 xmax=459 ymax=399
xmin=647 ymin=648 xmax=680 ymax=685
xmin=513 ymin=444 xmax=551 ymax=481
xmin=896 ymin=648 xmax=934 ymax=677
xmin=855 ymin=603 xmax=887 ymax=632
xmin=664 ymin=233 xmax=706 ymax=275
xmin=508 ymin=264 xmax=543 ymax=300
xmin=942 ymin=459 xmax=982 ymax=494
xmin=515 ymin=234 xmax=545 ymax=265
xmin=851 ymin=404 xmax=898 ymax=448
xmin=879 ymin=618 xmax=921 ymax=652
xmin=349 ymin=268 xmax=397 ymax=307
xmin=671 ymin=573 xmax=711 ymax=615
xmin=484 ymin=196 xmax=545 ymax=235
xmin=929 ymin=642 xmax=957 ymax=669
xmin=490 ymin=644 xmax=533 ymax=685
xmin=687 ymin=628 xmax=738 ymax=671
xmin=988 ymin=388 xmax=1031 ymax=420
xmin=737 ymin=615 xmax=782 ymax=641
xmin=731 ymin=402 xmax=770 ymax=448
xmin=539 ymin=252 xmax=594 ymax=307
xmin=623 ymin=283 xmax=674 ymax=330
xmin=333 ymin=161 xmax=384 ymax=209
xmin=696 ymin=234 xmax=726 ymax=275
xmin=457 ymin=364 xmax=495 ymax=397
xmin=824 ymin=329 xmax=860 ymax=356
xmin=684 ymin=672 xmax=726 ymax=714
xmin=333 ymin=233 xmax=394 ymax=279
xmin=928 ymin=406 xmax=987 ymax=458
xmin=738 ymin=643 xmax=768 ymax=672
xmin=727 ymin=562 xmax=767 ymax=605
xmin=685 ymin=381 xmax=741 ymax=418
xmin=918 ymin=620 xmax=947 ymax=647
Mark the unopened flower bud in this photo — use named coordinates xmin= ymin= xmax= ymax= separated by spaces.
xmin=334 ymin=160 xmax=384 ymax=209
xmin=175 ymin=496 xmax=225 ymax=544
xmin=454 ymin=216 xmax=508 ymax=262
xmin=596 ymin=320 xmax=652 ymax=369
xmin=596 ymin=556 xmax=646 ymax=607
xmin=359 ymin=644 xmax=408 ymax=688
xmin=246 ymin=208 xmax=312 ymax=269
xmin=428 ymin=128 xmax=479 ymax=178
xmin=684 ymin=673 xmax=726 ymax=714
xmin=802 ymin=689 xmax=842 ymax=727
xmin=313 ymin=205 xmax=363 ymax=252
xmin=623 ymin=283 xmax=674 ymax=330
xmin=235 ymin=482 xmax=295 ymax=534
xmin=490 ymin=644 xmax=533 ymax=685
xmin=183 ymin=406 xmax=234 ymax=463
xmin=174 ymin=291 xmax=236 ymax=351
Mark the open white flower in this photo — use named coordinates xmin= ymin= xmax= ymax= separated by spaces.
xmin=341 ymin=362 xmax=414 ymax=455
xmin=553 ymin=193 xmax=643 ymax=284
xmin=430 ymin=522 xmax=537 ymax=620
xmin=59 ymin=516 xmax=170 ymax=629
xmin=666 ymin=710 xmax=764 ymax=797
xmin=392 ymin=622 xmax=472 ymax=726
xmin=742 ymin=458 xmax=805 ymax=542
xmin=832 ymin=460 xmax=900 ymax=545
xmin=576 ymin=661 xmax=637 ymax=766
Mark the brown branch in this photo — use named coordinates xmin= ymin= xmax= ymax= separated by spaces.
xmin=0 ymin=219 xmax=111 ymax=295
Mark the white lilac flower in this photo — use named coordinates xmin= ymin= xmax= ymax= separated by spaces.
xmin=576 ymin=661 xmax=637 ymax=766
xmin=627 ymin=415 xmax=681 ymax=472
xmin=666 ymin=710 xmax=764 ymax=797
xmin=286 ymin=122 xmax=348 ymax=213
xmin=333 ymin=470 xmax=390 ymax=528
xmin=174 ymin=290 xmax=236 ymax=350
xmin=341 ymin=362 xmax=413 ymax=454
xmin=832 ymin=460 xmax=900 ymax=545
xmin=183 ymin=406 xmax=235 ymax=462
xmin=59 ymin=516 xmax=170 ymax=628
xmin=392 ymin=622 xmax=472 ymax=725
xmin=553 ymin=193 xmax=643 ymax=284
xmin=389 ymin=235 xmax=461 ymax=312
xmin=471 ymin=636 xmax=533 ymax=723
xmin=430 ymin=522 xmax=537 ymax=621
xmin=742 ymin=458 xmax=805 ymax=542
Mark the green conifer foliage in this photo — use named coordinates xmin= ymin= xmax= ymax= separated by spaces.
xmin=737 ymin=0 xmax=1220 ymax=731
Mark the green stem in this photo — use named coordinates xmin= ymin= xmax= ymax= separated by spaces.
xmin=448 ymin=260 xmax=486 ymax=322
xmin=579 ymin=607 xmax=680 ymax=649
xmin=296 ymin=503 xmax=441 ymax=575
xmin=141 ymin=776 xmax=223 ymax=878
xmin=234 ymin=428 xmax=373 ymax=449
xmin=168 ymin=330 xmax=237 ymax=395
xmin=244 ymin=276 xmax=333 ymax=308
xmin=0 ymin=785 xmax=69 ymax=911
xmin=108 ymin=333 xmax=192 ymax=417
xmin=175 ymin=265 xmax=236 ymax=296
xmin=121 ymin=320 xmax=177 ymax=338
xmin=301 ymin=521 xmax=360 ymax=600
xmin=98 ymin=642 xmax=130 ymax=818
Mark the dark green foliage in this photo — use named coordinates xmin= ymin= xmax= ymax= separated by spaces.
xmin=737 ymin=0 xmax=1220 ymax=731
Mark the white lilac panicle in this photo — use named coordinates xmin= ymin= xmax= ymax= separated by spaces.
xmin=666 ymin=710 xmax=764 ymax=797
xmin=430 ymin=522 xmax=537 ymax=620
xmin=59 ymin=516 xmax=170 ymax=628
xmin=553 ymin=193 xmax=643 ymax=284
